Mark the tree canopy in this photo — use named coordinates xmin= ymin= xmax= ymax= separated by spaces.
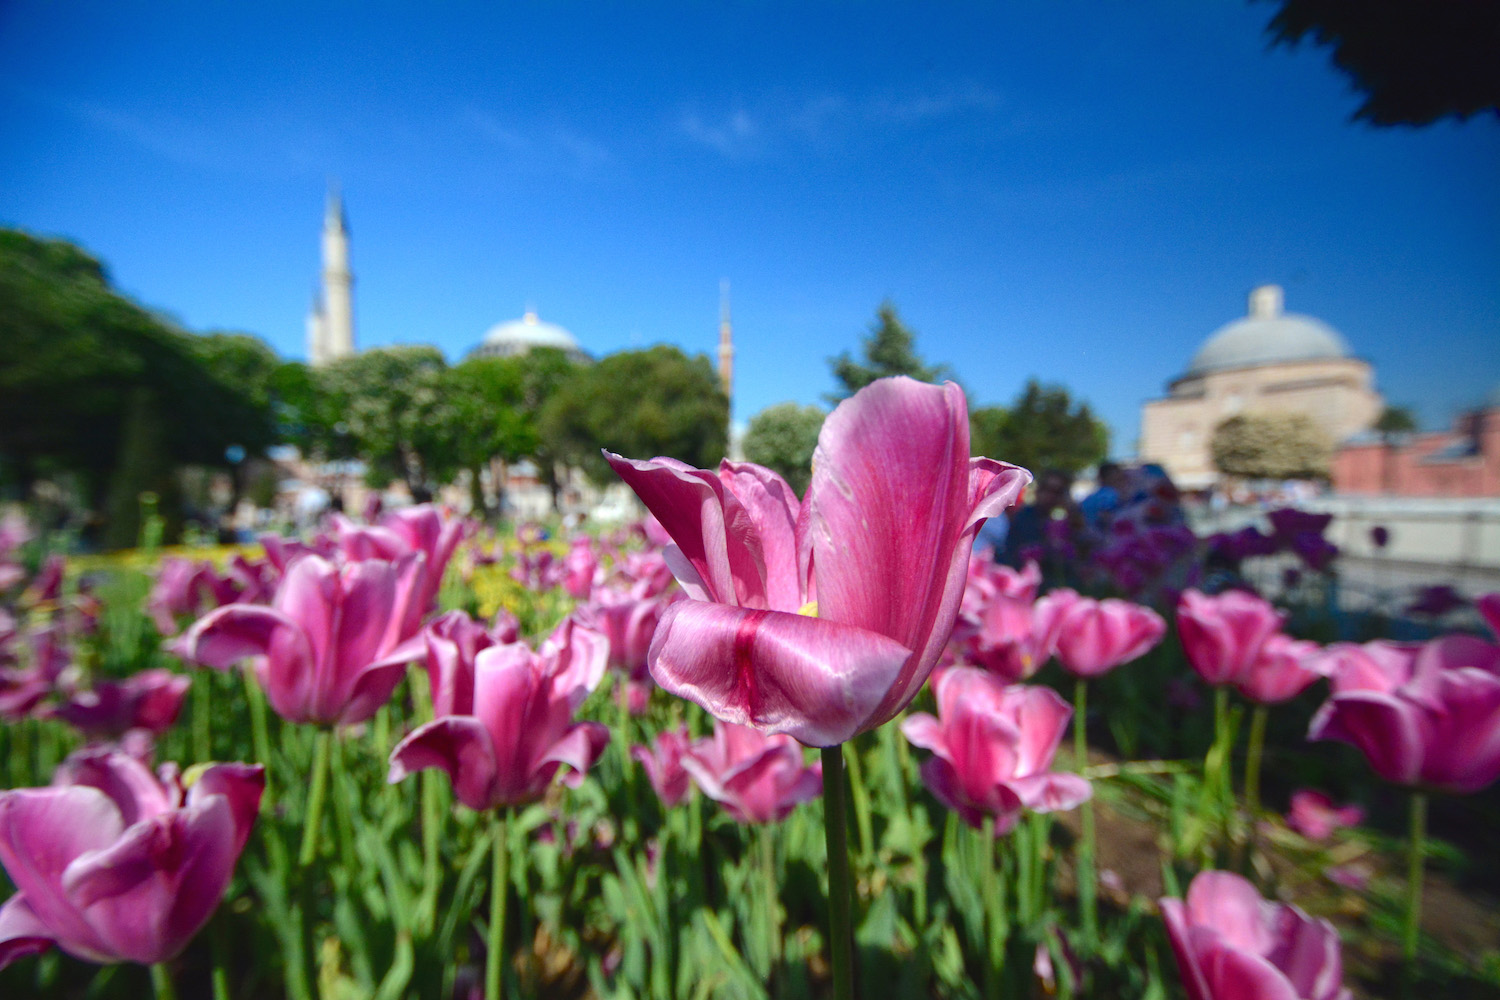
xmin=1263 ymin=0 xmax=1500 ymax=125
xmin=1211 ymin=412 xmax=1333 ymax=480
xmin=742 ymin=402 xmax=826 ymax=496
xmin=541 ymin=345 xmax=728 ymax=483
xmin=969 ymin=379 xmax=1108 ymax=476
xmin=827 ymin=302 xmax=951 ymax=402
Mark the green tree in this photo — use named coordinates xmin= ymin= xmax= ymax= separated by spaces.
xmin=541 ymin=345 xmax=727 ymax=485
xmin=969 ymin=380 xmax=1108 ymax=475
xmin=1263 ymin=0 xmax=1500 ymax=126
xmin=1374 ymin=404 xmax=1418 ymax=439
xmin=0 ymin=230 xmax=275 ymax=545
xmin=827 ymin=302 xmax=951 ymax=401
xmin=1211 ymin=412 xmax=1333 ymax=480
xmin=440 ymin=356 xmax=540 ymax=518
xmin=742 ymin=402 xmax=826 ymax=495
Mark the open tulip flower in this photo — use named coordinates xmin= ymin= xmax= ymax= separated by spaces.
xmin=1177 ymin=589 xmax=1286 ymax=687
xmin=172 ymin=553 xmax=426 ymax=727
xmin=901 ymin=667 xmax=1091 ymax=836
xmin=420 ymin=609 xmax=521 ymax=718
xmin=632 ymin=725 xmax=695 ymax=808
xmin=680 ymin=721 xmax=822 ymax=824
xmin=53 ymin=668 xmax=191 ymax=741
xmin=1234 ymin=633 xmax=1325 ymax=705
xmin=388 ymin=636 xmax=611 ymax=811
xmin=607 ymin=377 xmax=1030 ymax=747
xmin=1160 ymin=870 xmax=1350 ymax=1000
xmin=1286 ymin=790 xmax=1364 ymax=841
xmin=1309 ymin=635 xmax=1500 ymax=793
xmin=0 ymin=749 xmax=264 ymax=970
xmin=956 ymin=588 xmax=1072 ymax=683
xmin=1050 ymin=591 xmax=1167 ymax=679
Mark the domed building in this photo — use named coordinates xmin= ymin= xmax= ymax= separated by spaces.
xmin=466 ymin=309 xmax=590 ymax=364
xmin=1139 ymin=285 xmax=1382 ymax=488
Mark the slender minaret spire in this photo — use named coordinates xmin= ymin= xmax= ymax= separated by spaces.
xmin=316 ymin=182 xmax=355 ymax=364
xmin=717 ymin=279 xmax=734 ymax=401
xmin=305 ymin=283 xmax=326 ymax=366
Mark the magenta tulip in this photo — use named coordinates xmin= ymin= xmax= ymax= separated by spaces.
xmin=420 ymin=609 xmax=520 ymax=718
xmin=606 ymin=378 xmax=1029 ymax=746
xmin=563 ymin=537 xmax=600 ymax=599
xmin=632 ymin=726 xmax=694 ymax=808
xmin=1308 ymin=635 xmax=1500 ymax=793
xmin=1234 ymin=633 xmax=1325 ymax=705
xmin=0 ymin=750 xmax=264 ymax=969
xmin=387 ymin=638 xmax=610 ymax=810
xmin=1160 ymin=870 xmax=1350 ymax=1000
xmin=54 ymin=668 xmax=191 ymax=740
xmin=1051 ymin=593 xmax=1167 ymax=679
xmin=172 ymin=554 xmax=425 ymax=726
xmin=901 ymin=667 xmax=1091 ymax=836
xmin=680 ymin=721 xmax=823 ymax=824
xmin=1480 ymin=592 xmax=1500 ymax=636
xmin=1286 ymin=790 xmax=1363 ymax=841
xmin=1176 ymin=589 xmax=1285 ymax=687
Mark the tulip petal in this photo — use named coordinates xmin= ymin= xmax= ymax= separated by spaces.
xmin=1308 ymin=692 xmax=1426 ymax=786
xmin=1199 ymin=941 xmax=1302 ymax=1000
xmin=0 ymin=787 xmax=122 ymax=961
xmin=537 ymin=721 xmax=611 ymax=790
xmin=807 ymin=379 xmax=1029 ymax=727
xmin=187 ymin=764 xmax=266 ymax=856
xmin=0 ymin=894 xmax=55 ymax=970
xmin=1185 ymin=870 xmax=1276 ymax=955
xmin=388 ymin=717 xmax=500 ymax=812
xmin=719 ymin=461 xmax=805 ymax=610
xmin=1420 ymin=669 xmax=1500 ymax=793
xmin=647 ymin=599 xmax=912 ymax=747
xmin=898 ymin=713 xmax=943 ymax=752
xmin=1003 ymin=773 xmax=1092 ymax=813
xmin=1158 ymin=898 xmax=1213 ymax=1000
xmin=172 ymin=604 xmax=310 ymax=676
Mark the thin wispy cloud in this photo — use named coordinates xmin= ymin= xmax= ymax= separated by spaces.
xmin=681 ymin=84 xmax=1004 ymax=158
xmin=465 ymin=108 xmax=614 ymax=178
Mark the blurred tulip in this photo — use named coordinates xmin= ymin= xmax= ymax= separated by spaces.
xmin=420 ymin=610 xmax=512 ymax=718
xmin=1286 ymin=790 xmax=1364 ymax=841
xmin=1481 ymin=592 xmax=1500 ymax=637
xmin=680 ymin=721 xmax=822 ymax=824
xmin=632 ymin=726 xmax=694 ymax=808
xmin=1160 ymin=870 xmax=1350 ymax=1000
xmin=1233 ymin=633 xmax=1325 ymax=704
xmin=0 ymin=750 xmax=263 ymax=969
xmin=53 ymin=668 xmax=190 ymax=741
xmin=901 ymin=667 xmax=1090 ymax=836
xmin=173 ymin=554 xmax=425 ymax=727
xmin=1051 ymin=593 xmax=1166 ymax=679
xmin=1309 ymin=635 xmax=1500 ymax=793
xmin=960 ymin=589 xmax=1072 ymax=682
xmin=1406 ymin=584 xmax=1466 ymax=618
xmin=608 ymin=377 xmax=1030 ymax=746
xmin=1176 ymin=589 xmax=1285 ymax=687
xmin=1369 ymin=525 xmax=1390 ymax=549
xmin=563 ymin=536 xmax=600 ymax=599
xmin=388 ymin=638 xmax=610 ymax=810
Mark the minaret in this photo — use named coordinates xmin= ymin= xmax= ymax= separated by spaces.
xmin=305 ymin=284 xmax=326 ymax=366
xmin=717 ymin=279 xmax=734 ymax=400
xmin=317 ymin=184 xmax=355 ymax=364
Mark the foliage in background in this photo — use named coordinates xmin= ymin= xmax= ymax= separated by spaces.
xmin=742 ymin=403 xmax=826 ymax=496
xmin=826 ymin=302 xmax=952 ymax=402
xmin=1211 ymin=411 xmax=1333 ymax=481
xmin=541 ymin=345 xmax=728 ymax=484
xmin=969 ymin=379 xmax=1109 ymax=475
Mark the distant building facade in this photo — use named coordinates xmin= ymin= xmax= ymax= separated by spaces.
xmin=1333 ymin=394 xmax=1500 ymax=497
xmin=1139 ymin=285 xmax=1383 ymax=489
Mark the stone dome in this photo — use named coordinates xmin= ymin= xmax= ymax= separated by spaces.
xmin=1184 ymin=285 xmax=1352 ymax=378
xmin=468 ymin=310 xmax=588 ymax=362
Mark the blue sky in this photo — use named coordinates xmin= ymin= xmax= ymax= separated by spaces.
xmin=2 ymin=2 xmax=1496 ymax=453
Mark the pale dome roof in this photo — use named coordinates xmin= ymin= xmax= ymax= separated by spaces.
xmin=480 ymin=310 xmax=579 ymax=352
xmin=1185 ymin=285 xmax=1352 ymax=378
xmin=468 ymin=309 xmax=588 ymax=362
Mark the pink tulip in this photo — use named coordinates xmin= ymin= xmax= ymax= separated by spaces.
xmin=961 ymin=558 xmax=1042 ymax=619
xmin=563 ymin=537 xmax=600 ymax=599
xmin=172 ymin=554 xmax=425 ymax=726
xmin=1160 ymin=870 xmax=1350 ymax=1000
xmin=1176 ymin=589 xmax=1286 ymax=687
xmin=632 ymin=726 xmax=694 ymax=808
xmin=1308 ymin=635 xmax=1500 ymax=793
xmin=1051 ymin=593 xmax=1166 ymax=679
xmin=607 ymin=378 xmax=1029 ymax=746
xmin=387 ymin=637 xmax=610 ymax=810
xmin=333 ymin=505 xmax=466 ymax=635
xmin=958 ymin=589 xmax=1072 ymax=682
xmin=1286 ymin=790 xmax=1364 ymax=841
xmin=420 ymin=610 xmax=516 ymax=718
xmin=681 ymin=721 xmax=822 ymax=824
xmin=1233 ymin=633 xmax=1325 ymax=705
xmin=901 ymin=667 xmax=1091 ymax=836
xmin=0 ymin=750 xmax=263 ymax=969
xmin=53 ymin=668 xmax=191 ymax=740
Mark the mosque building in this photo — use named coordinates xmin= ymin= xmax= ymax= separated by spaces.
xmin=466 ymin=309 xmax=590 ymax=365
xmin=1139 ymin=285 xmax=1383 ymax=489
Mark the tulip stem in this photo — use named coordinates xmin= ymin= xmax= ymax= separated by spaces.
xmin=821 ymin=744 xmax=854 ymax=1000
xmin=1404 ymin=791 xmax=1426 ymax=965
xmin=299 ymin=729 xmax=333 ymax=868
xmin=759 ymin=823 xmax=780 ymax=977
xmin=1074 ymin=679 xmax=1097 ymax=950
xmin=488 ymin=809 xmax=511 ymax=1000
xmin=1211 ymin=686 xmax=1233 ymax=858
xmin=150 ymin=962 xmax=179 ymax=1000
xmin=193 ymin=671 xmax=213 ymax=762
xmin=243 ymin=671 xmax=274 ymax=809
xmin=1243 ymin=703 xmax=1268 ymax=870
